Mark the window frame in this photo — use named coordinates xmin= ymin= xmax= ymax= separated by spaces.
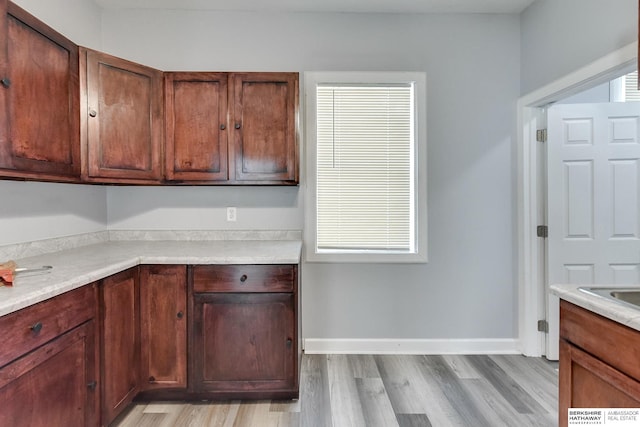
xmin=304 ymin=71 xmax=428 ymax=263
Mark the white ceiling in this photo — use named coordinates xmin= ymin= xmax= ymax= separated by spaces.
xmin=94 ymin=0 xmax=537 ymax=14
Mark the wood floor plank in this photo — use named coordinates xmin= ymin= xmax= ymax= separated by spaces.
xmin=269 ymin=399 xmax=301 ymax=414
xmin=441 ymin=354 xmax=482 ymax=379
xmin=489 ymin=355 xmax=558 ymax=415
xmin=113 ymin=404 xmax=146 ymax=427
xmin=299 ymin=354 xmax=332 ymax=427
xmin=374 ymin=355 xmax=430 ymax=415
xmin=114 ymin=353 xmax=558 ymax=427
xmin=326 ymin=354 xmax=367 ymax=426
xmin=233 ymin=401 xmax=280 ymax=427
xmin=349 ymin=354 xmax=382 ymax=379
xmin=221 ymin=402 xmax=242 ymax=427
xmin=171 ymin=403 xmax=217 ymax=427
xmin=125 ymin=413 xmax=166 ymax=427
xmin=461 ymin=378 xmax=544 ymax=427
xmin=355 ymin=377 xmax=400 ymax=427
xmin=396 ymin=413 xmax=432 ymax=427
xmin=475 ymin=375 xmax=556 ymax=427
xmin=376 ymin=355 xmax=463 ymax=426
xmin=466 ymin=355 xmax=548 ymax=415
xmin=416 ymin=355 xmax=493 ymax=426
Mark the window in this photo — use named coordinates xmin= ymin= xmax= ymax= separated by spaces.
xmin=611 ymin=71 xmax=640 ymax=102
xmin=623 ymin=71 xmax=640 ymax=101
xmin=304 ymin=72 xmax=427 ymax=263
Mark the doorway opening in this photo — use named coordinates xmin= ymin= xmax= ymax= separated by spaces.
xmin=517 ymin=42 xmax=637 ymax=358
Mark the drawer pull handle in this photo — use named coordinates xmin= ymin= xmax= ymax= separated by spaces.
xmin=87 ymin=381 xmax=97 ymax=391
xmin=30 ymin=322 xmax=43 ymax=333
xmin=240 ymin=274 xmax=248 ymax=282
xmin=177 ymin=311 xmax=184 ymax=319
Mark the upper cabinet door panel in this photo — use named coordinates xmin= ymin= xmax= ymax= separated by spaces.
xmin=84 ymin=49 xmax=163 ymax=183
xmin=0 ymin=2 xmax=80 ymax=180
xmin=165 ymin=72 xmax=228 ymax=181
xmin=231 ymin=73 xmax=298 ymax=184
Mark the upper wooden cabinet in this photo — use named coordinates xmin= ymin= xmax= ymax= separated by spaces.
xmin=0 ymin=0 xmax=80 ymax=181
xmin=81 ymin=48 xmax=163 ymax=184
xmin=0 ymin=2 xmax=298 ymax=185
xmin=165 ymin=72 xmax=229 ymax=182
xmin=165 ymin=72 xmax=299 ymax=185
xmin=231 ymin=73 xmax=298 ymax=184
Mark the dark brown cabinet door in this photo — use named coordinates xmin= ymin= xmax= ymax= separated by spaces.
xmin=165 ymin=72 xmax=228 ymax=182
xmin=559 ymin=340 xmax=640 ymax=427
xmin=140 ymin=265 xmax=187 ymax=390
xmin=230 ymin=73 xmax=298 ymax=184
xmin=0 ymin=1 xmax=80 ymax=181
xmin=100 ymin=268 xmax=140 ymax=426
xmin=0 ymin=321 xmax=98 ymax=427
xmin=191 ymin=292 xmax=296 ymax=395
xmin=82 ymin=48 xmax=163 ymax=183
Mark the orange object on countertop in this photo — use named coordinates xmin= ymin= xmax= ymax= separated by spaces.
xmin=0 ymin=260 xmax=17 ymax=286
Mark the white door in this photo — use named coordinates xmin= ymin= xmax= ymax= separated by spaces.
xmin=547 ymin=102 xmax=640 ymax=359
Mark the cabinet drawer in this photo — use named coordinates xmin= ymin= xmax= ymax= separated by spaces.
xmin=560 ymin=300 xmax=640 ymax=381
xmin=0 ymin=284 xmax=97 ymax=367
xmin=192 ymin=265 xmax=295 ymax=293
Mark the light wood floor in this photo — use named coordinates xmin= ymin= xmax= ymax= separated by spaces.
xmin=115 ymin=354 xmax=558 ymax=427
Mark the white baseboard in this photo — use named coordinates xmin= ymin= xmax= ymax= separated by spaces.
xmin=303 ymin=338 xmax=520 ymax=355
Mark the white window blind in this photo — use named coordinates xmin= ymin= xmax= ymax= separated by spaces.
xmin=624 ymin=71 xmax=640 ymax=102
xmin=316 ymin=84 xmax=415 ymax=252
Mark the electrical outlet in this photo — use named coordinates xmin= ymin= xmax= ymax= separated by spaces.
xmin=226 ymin=207 xmax=237 ymax=222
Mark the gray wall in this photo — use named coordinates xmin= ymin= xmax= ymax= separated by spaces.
xmin=0 ymin=0 xmax=105 ymax=246
xmin=101 ymin=10 xmax=521 ymax=340
xmin=4 ymin=1 xmax=636 ymax=343
xmin=520 ymin=0 xmax=637 ymax=95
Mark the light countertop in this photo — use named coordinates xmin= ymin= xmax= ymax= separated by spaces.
xmin=551 ymin=283 xmax=640 ymax=332
xmin=0 ymin=239 xmax=302 ymax=318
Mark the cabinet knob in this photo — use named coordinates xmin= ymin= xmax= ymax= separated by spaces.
xmin=149 ymin=376 xmax=156 ymax=382
xmin=240 ymin=274 xmax=248 ymax=282
xmin=177 ymin=311 xmax=184 ymax=319
xmin=30 ymin=322 xmax=43 ymax=333
xmin=89 ymin=109 xmax=97 ymax=117
xmin=286 ymin=338 xmax=292 ymax=348
xmin=235 ymin=123 xmax=241 ymax=130
xmin=220 ymin=124 xmax=226 ymax=130
xmin=1 ymin=78 xmax=10 ymax=88
xmin=87 ymin=381 xmax=97 ymax=391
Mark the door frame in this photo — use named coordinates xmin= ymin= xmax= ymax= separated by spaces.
xmin=517 ymin=42 xmax=636 ymax=357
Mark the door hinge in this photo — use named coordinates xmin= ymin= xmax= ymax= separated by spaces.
xmin=536 ymin=128 xmax=547 ymax=143
xmin=537 ymin=225 xmax=548 ymax=238
xmin=537 ymin=319 xmax=549 ymax=333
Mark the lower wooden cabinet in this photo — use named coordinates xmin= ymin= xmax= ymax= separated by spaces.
xmin=140 ymin=265 xmax=187 ymax=390
xmin=0 ymin=322 xmax=98 ymax=427
xmin=1 ymin=262 xmax=300 ymax=425
xmin=100 ymin=267 xmax=140 ymax=426
xmin=0 ymin=285 xmax=99 ymax=427
xmin=191 ymin=292 xmax=296 ymax=396
xmin=559 ymin=300 xmax=640 ymax=427
xmin=189 ymin=264 xmax=299 ymax=399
